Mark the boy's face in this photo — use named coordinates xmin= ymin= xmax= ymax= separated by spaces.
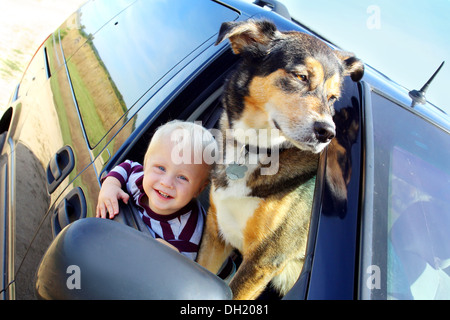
xmin=142 ymin=136 xmax=210 ymax=216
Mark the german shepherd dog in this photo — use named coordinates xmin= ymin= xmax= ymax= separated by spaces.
xmin=197 ymin=20 xmax=364 ymax=300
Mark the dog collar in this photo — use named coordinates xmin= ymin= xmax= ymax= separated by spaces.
xmin=244 ymin=144 xmax=279 ymax=156
xmin=225 ymin=143 xmax=284 ymax=180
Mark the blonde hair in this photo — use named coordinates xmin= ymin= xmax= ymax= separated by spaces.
xmin=144 ymin=120 xmax=218 ymax=166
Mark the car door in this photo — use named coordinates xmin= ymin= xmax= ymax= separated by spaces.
xmin=0 ymin=32 xmax=96 ymax=299
xmin=3 ymin=0 xmax=240 ymax=300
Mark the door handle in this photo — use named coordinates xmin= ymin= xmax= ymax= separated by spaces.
xmin=52 ymin=187 xmax=87 ymax=237
xmin=46 ymin=145 xmax=75 ymax=194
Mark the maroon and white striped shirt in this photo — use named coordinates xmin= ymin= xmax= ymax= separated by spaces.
xmin=104 ymin=160 xmax=205 ymax=260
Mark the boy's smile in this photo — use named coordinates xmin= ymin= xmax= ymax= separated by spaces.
xmin=155 ymin=189 xmax=173 ymax=199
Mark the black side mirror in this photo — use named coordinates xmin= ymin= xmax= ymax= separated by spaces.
xmin=35 ymin=218 xmax=232 ymax=300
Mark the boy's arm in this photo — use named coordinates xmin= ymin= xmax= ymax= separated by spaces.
xmin=96 ymin=176 xmax=130 ymax=219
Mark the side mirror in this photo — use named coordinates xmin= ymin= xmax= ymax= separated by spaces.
xmin=35 ymin=218 xmax=232 ymax=300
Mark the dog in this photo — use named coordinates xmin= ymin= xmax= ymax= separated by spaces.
xmin=197 ymin=20 xmax=364 ymax=300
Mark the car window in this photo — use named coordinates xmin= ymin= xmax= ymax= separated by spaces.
xmin=62 ymin=0 xmax=238 ymax=149
xmin=360 ymin=90 xmax=450 ymax=300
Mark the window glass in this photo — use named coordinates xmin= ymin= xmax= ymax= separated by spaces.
xmin=361 ymin=91 xmax=450 ymax=299
xmin=63 ymin=0 xmax=238 ymax=148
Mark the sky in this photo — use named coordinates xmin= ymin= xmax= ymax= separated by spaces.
xmin=247 ymin=0 xmax=450 ymax=115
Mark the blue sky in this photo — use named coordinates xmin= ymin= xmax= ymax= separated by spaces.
xmin=246 ymin=0 xmax=450 ymax=115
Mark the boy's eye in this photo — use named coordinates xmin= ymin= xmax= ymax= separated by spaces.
xmin=178 ymin=175 xmax=189 ymax=182
xmin=157 ymin=166 xmax=165 ymax=172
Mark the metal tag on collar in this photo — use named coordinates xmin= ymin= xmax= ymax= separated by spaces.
xmin=226 ymin=162 xmax=248 ymax=180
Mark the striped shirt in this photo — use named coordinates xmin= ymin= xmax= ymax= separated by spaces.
xmin=104 ymin=160 xmax=205 ymax=261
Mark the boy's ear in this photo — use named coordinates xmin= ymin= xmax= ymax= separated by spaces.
xmin=194 ymin=178 xmax=210 ymax=199
xmin=215 ymin=20 xmax=280 ymax=56
xmin=197 ymin=179 xmax=210 ymax=197
xmin=334 ymin=50 xmax=365 ymax=82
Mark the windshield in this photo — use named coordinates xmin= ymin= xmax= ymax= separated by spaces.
xmin=360 ymin=90 xmax=450 ymax=300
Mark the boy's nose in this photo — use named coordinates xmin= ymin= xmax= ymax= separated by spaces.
xmin=160 ymin=177 xmax=174 ymax=189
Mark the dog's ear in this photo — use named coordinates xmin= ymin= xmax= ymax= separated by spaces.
xmin=215 ymin=20 xmax=279 ymax=56
xmin=334 ymin=50 xmax=365 ymax=82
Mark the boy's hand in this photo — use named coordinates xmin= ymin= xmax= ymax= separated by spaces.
xmin=96 ymin=177 xmax=130 ymax=219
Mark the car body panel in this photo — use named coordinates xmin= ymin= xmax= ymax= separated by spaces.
xmin=3 ymin=41 xmax=98 ymax=298
xmin=1 ymin=0 xmax=242 ymax=300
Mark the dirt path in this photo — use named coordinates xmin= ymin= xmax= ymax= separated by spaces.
xmin=0 ymin=0 xmax=86 ymax=114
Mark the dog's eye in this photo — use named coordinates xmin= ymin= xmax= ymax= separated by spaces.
xmin=294 ymin=73 xmax=308 ymax=83
xmin=328 ymin=95 xmax=337 ymax=103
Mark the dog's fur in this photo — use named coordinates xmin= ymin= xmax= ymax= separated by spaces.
xmin=197 ymin=20 xmax=364 ymax=300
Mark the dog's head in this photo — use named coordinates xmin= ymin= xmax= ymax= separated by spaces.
xmin=217 ymin=20 xmax=364 ymax=154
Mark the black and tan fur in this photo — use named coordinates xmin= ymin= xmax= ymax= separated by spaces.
xmin=197 ymin=20 xmax=364 ymax=300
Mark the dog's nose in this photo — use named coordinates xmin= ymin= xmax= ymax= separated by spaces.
xmin=314 ymin=121 xmax=336 ymax=143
